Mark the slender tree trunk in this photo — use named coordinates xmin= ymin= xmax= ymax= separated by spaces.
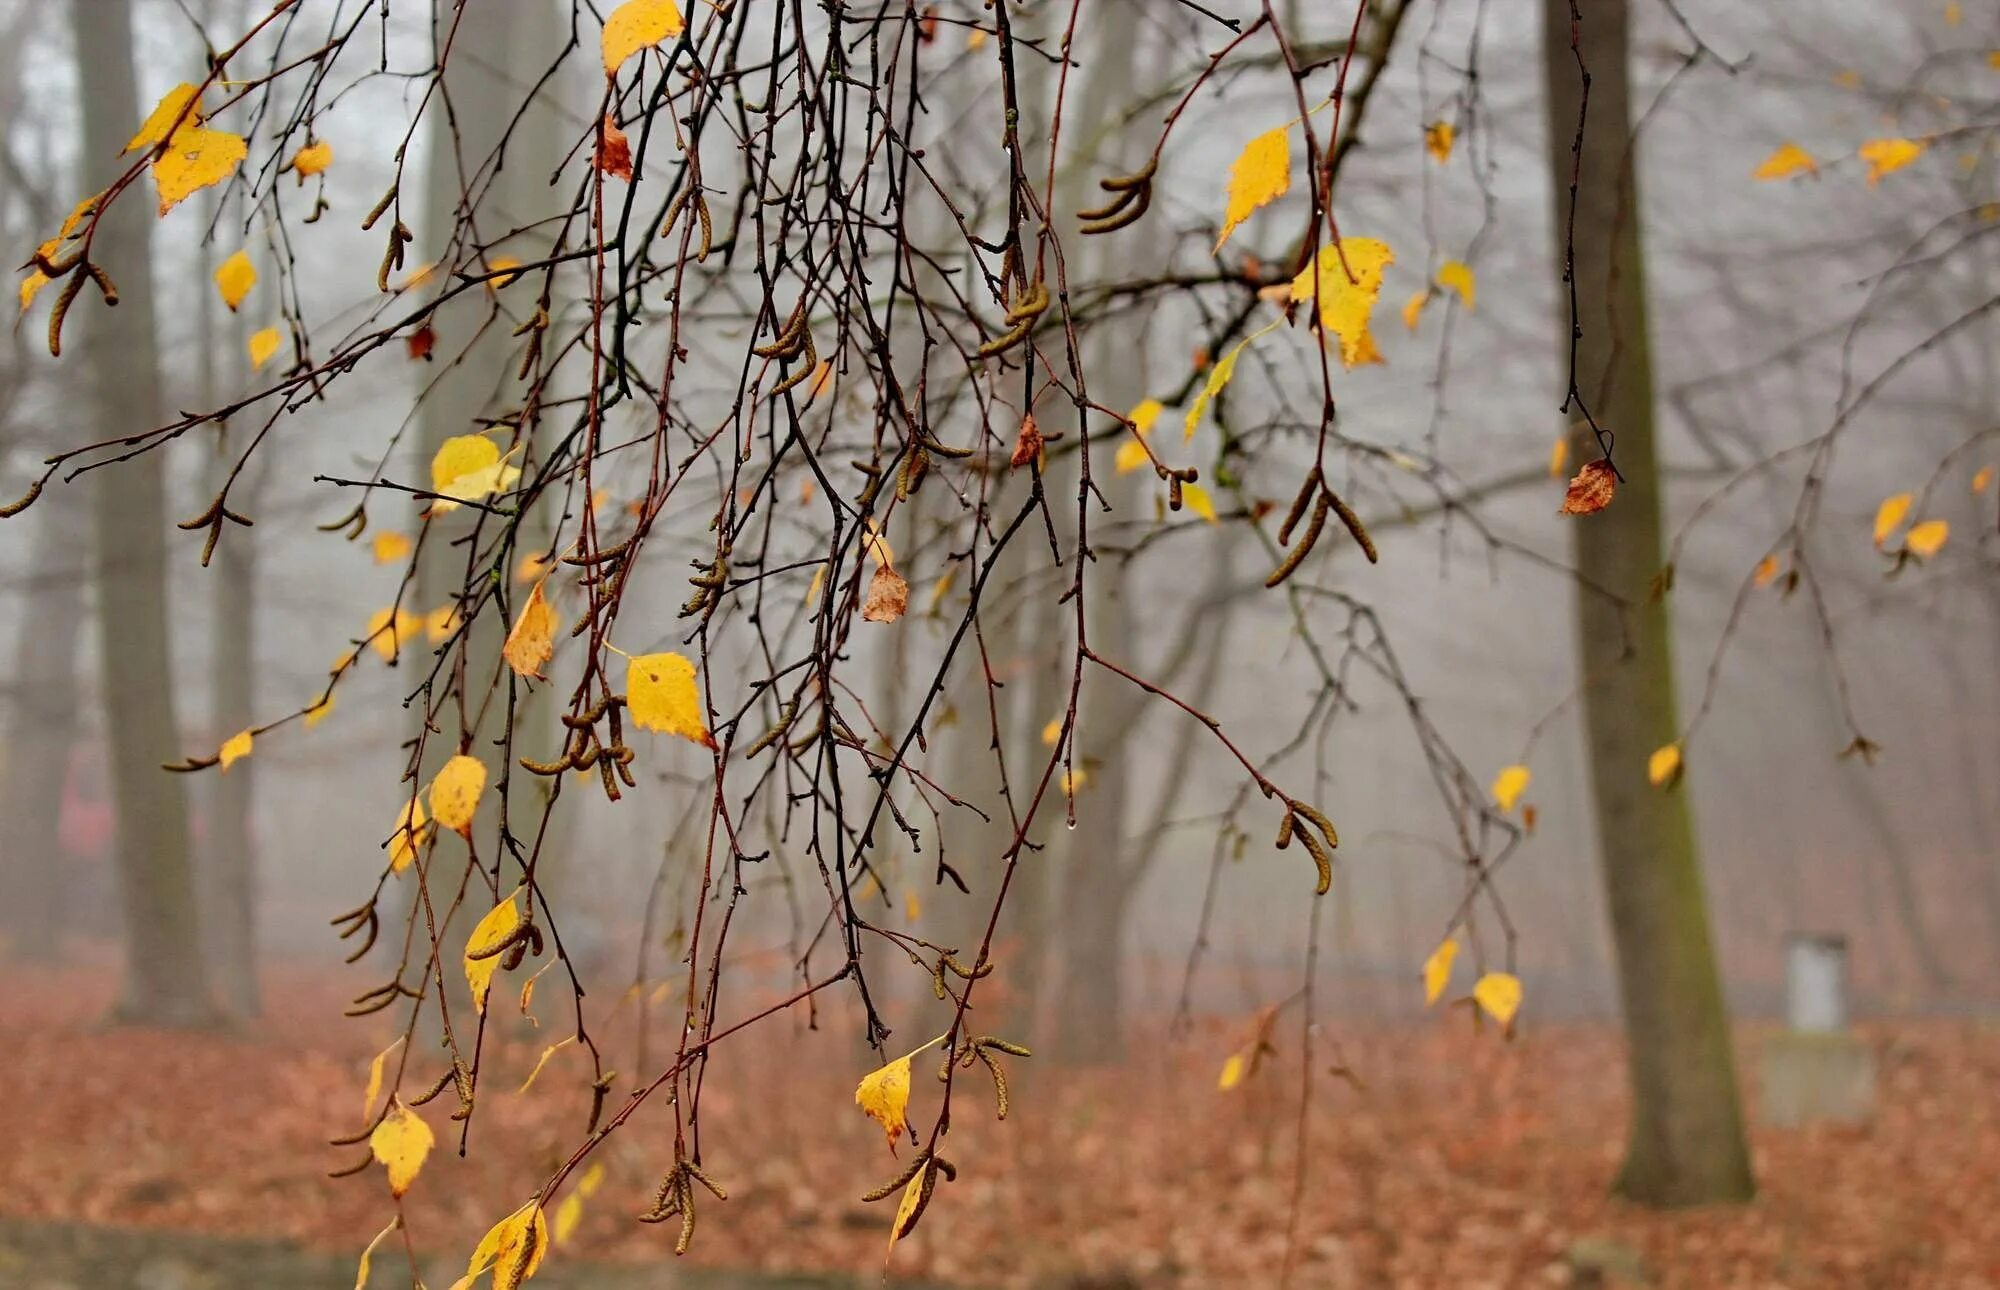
xmin=1 ymin=500 xmax=87 ymax=961
xmin=207 ymin=464 xmax=260 ymax=1015
xmin=1542 ymin=0 xmax=1752 ymax=1204
xmin=71 ymin=0 xmax=214 ymax=1025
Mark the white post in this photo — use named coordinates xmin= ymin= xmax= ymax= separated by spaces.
xmin=1786 ymin=933 xmax=1848 ymax=1033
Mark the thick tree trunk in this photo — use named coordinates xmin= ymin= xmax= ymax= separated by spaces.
xmin=1542 ymin=0 xmax=1752 ymax=1205
xmin=71 ymin=0 xmax=215 ymax=1025
xmin=1 ymin=500 xmax=87 ymax=961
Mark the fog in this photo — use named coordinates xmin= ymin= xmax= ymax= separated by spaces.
xmin=1 ymin=0 xmax=1995 ymax=1285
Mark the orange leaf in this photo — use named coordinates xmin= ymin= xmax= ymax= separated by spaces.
xmin=1559 ymin=459 xmax=1616 ymax=515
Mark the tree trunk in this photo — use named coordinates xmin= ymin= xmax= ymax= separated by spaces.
xmin=1542 ymin=0 xmax=1752 ymax=1205
xmin=0 ymin=498 xmax=87 ymax=961
xmin=207 ymin=467 xmax=260 ymax=1016
xmin=1054 ymin=865 xmax=1133 ymax=1063
xmin=71 ymin=0 xmax=215 ymax=1025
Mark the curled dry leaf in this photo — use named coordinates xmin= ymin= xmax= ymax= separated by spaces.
xmin=1559 ymin=459 xmax=1617 ymax=516
xmin=596 ymin=116 xmax=633 ymax=182
xmin=502 ymin=580 xmax=559 ymax=679
xmin=1009 ymin=413 xmax=1043 ymax=469
xmin=863 ymin=565 xmax=909 ymax=623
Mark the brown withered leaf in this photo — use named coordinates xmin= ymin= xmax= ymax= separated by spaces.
xmin=1559 ymin=459 xmax=1617 ymax=516
xmin=597 ymin=116 xmax=634 ymax=182
xmin=863 ymin=566 xmax=908 ymax=623
xmin=1010 ymin=413 xmax=1043 ymax=469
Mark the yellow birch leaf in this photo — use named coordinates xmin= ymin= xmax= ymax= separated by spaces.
xmin=854 ymin=1054 xmax=914 ymax=1149
xmin=1401 ymin=289 xmax=1426 ymax=331
xmin=440 ymin=458 xmax=522 ymax=511
xmin=1971 ymin=465 xmax=1992 ymax=494
xmin=863 ymin=518 xmax=895 ymax=567
xmin=1062 ymin=765 xmax=1089 ymax=795
xmin=486 ymin=257 xmax=522 ymax=289
xmin=1647 ymin=743 xmax=1683 ymax=788
xmin=1753 ymin=554 xmax=1782 ymax=587
xmin=459 ymin=1202 xmax=548 ymax=1290
xmin=369 ymin=1098 xmax=434 ymax=1198
xmin=1041 ymin=717 xmax=1062 ymax=747
xmin=431 ymin=433 xmax=501 ymax=494
xmin=1182 ymin=482 xmax=1218 ymax=524
xmin=1183 ymin=321 xmax=1280 ymax=439
xmin=1859 ymin=137 xmax=1925 ymax=185
xmin=1490 ymin=764 xmax=1530 ymax=813
xmin=217 ymin=728 xmax=252 ymax=771
xmin=213 ymin=250 xmax=256 ymax=311
xmin=1128 ymin=398 xmax=1165 ymax=433
xmin=1217 ymin=1051 xmax=1246 ymax=1091
xmin=429 ymin=754 xmax=488 ymax=838
xmin=354 ymin=1214 xmax=399 ymax=1290
xmin=502 ymin=580 xmax=559 ymax=679
xmin=1905 ymin=518 xmax=1948 ymax=558
xmin=553 ymin=1193 xmax=584 ymax=1245
xmin=804 ymin=564 xmax=826 ymax=606
xmin=1424 ymin=120 xmax=1454 ymax=163
xmin=19 ymin=269 xmax=49 ymax=314
xmin=1548 ymin=435 xmax=1570 ymax=478
xmin=290 ymin=139 xmax=332 ymax=177
xmin=515 ymin=552 xmax=549 ymax=583
xmin=603 ymin=0 xmax=685 ymax=75
xmin=1472 ymin=972 xmax=1522 ymax=1026
xmin=886 ymin=1160 xmax=931 ymax=1256
xmin=126 ymin=84 xmax=203 ymax=153
xmin=1436 ymin=260 xmax=1476 ymax=309
xmin=371 ymin=531 xmax=412 ymax=564
xmin=305 ymin=693 xmax=335 ymax=729
xmin=1947 ymin=0 xmax=1963 ymax=25
xmin=248 ymin=325 xmax=281 ymax=369
xmin=1422 ymin=938 xmax=1458 ymax=1005
xmin=1288 ymin=238 xmax=1395 ymax=368
xmin=517 ymin=1037 xmax=573 ymax=1094
xmin=1752 ymin=142 xmax=1818 ymax=180
xmin=465 ymin=891 xmax=523 ymax=1015
xmin=1872 ymin=491 xmax=1912 ymax=546
xmin=1115 ymin=438 xmax=1152 ymax=474
xmin=362 ymin=1037 xmax=402 ymax=1120
xmin=626 ymin=651 xmax=714 ymax=747
xmin=388 ymin=796 xmax=427 ymax=873
xmin=578 ymin=1162 xmax=606 ymax=1198
xmin=153 ymin=127 xmax=247 ymax=215
xmin=1215 ymin=126 xmax=1291 ymax=252
xmin=366 ymin=607 xmax=421 ymax=662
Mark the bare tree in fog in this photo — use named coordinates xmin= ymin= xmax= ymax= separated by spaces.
xmin=1541 ymin=0 xmax=1752 ymax=1205
xmin=66 ymin=0 xmax=213 ymax=1024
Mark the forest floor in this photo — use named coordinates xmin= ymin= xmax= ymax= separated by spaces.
xmin=1 ymin=959 xmax=1996 ymax=1289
